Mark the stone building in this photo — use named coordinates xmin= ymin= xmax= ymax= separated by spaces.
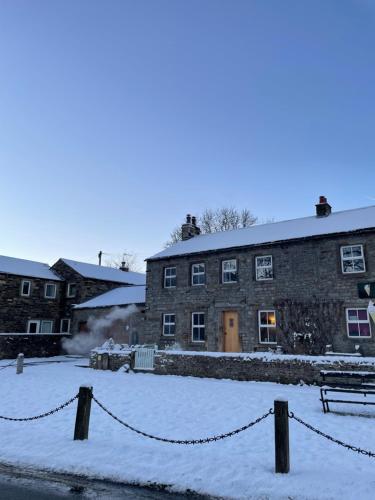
xmin=51 ymin=258 xmax=145 ymax=333
xmin=0 ymin=255 xmax=63 ymax=333
xmin=72 ymin=285 xmax=146 ymax=345
xmin=145 ymin=198 xmax=375 ymax=356
xmin=0 ymin=256 xmax=145 ymax=334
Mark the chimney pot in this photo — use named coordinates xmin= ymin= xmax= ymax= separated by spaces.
xmin=316 ymin=196 xmax=332 ymax=217
xmin=181 ymin=213 xmax=201 ymax=240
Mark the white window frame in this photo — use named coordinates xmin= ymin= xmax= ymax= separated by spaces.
xmin=66 ymin=283 xmax=76 ymax=298
xmin=27 ymin=320 xmax=40 ymax=333
xmin=192 ymin=312 xmax=205 ymax=343
xmin=191 ymin=263 xmax=205 ymax=286
xmin=346 ymin=308 xmax=372 ymax=338
xmin=20 ymin=280 xmax=31 ymax=297
xmin=164 ymin=267 xmax=176 ymax=288
xmin=222 ymin=259 xmax=237 ymax=283
xmin=44 ymin=283 xmax=57 ymax=299
xmin=340 ymin=245 xmax=366 ymax=274
xmin=162 ymin=313 xmax=176 ymax=336
xmin=258 ymin=310 xmax=277 ymax=344
xmin=60 ymin=318 xmax=71 ymax=334
xmin=255 ymin=255 xmax=273 ymax=281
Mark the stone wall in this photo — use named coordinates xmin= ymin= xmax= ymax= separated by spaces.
xmin=0 ymin=273 xmax=62 ymax=333
xmin=0 ymin=334 xmax=70 ymax=359
xmin=145 ymin=230 xmax=375 ymax=355
xmin=90 ymin=349 xmax=375 ymax=385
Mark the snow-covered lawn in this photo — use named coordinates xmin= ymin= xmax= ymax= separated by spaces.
xmin=0 ymin=357 xmax=375 ymax=499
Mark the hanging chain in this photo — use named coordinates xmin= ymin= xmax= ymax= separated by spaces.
xmin=289 ymin=411 xmax=375 ymax=458
xmin=0 ymin=394 xmax=78 ymax=422
xmin=0 ymin=359 xmax=16 ymax=371
xmin=92 ymin=394 xmax=273 ymax=445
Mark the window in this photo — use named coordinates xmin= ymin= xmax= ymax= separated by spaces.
xmin=164 ymin=267 xmax=176 ymax=288
xmin=341 ymin=245 xmax=365 ymax=274
xmin=67 ymin=283 xmax=77 ymax=298
xmin=346 ymin=308 xmax=371 ymax=338
xmin=222 ymin=259 xmax=237 ymax=283
xmin=192 ymin=263 xmax=205 ymax=286
xmin=40 ymin=320 xmax=53 ymax=333
xmin=20 ymin=280 xmax=31 ymax=297
xmin=256 ymin=256 xmax=273 ymax=281
xmin=163 ymin=314 xmax=176 ymax=336
xmin=45 ymin=283 xmax=57 ymax=299
xmin=192 ymin=312 xmax=205 ymax=342
xmin=27 ymin=320 xmax=40 ymax=333
xmin=258 ymin=310 xmax=277 ymax=344
xmin=60 ymin=319 xmax=71 ymax=334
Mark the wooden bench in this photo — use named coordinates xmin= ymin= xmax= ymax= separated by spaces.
xmin=320 ymin=370 xmax=375 ymax=413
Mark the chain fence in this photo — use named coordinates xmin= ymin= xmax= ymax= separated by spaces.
xmin=0 ymin=394 xmax=78 ymax=422
xmin=92 ymin=393 xmax=273 ymax=445
xmin=0 ymin=359 xmax=16 ymax=371
xmin=288 ymin=411 xmax=375 ymax=458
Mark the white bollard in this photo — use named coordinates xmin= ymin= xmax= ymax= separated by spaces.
xmin=16 ymin=353 xmax=24 ymax=374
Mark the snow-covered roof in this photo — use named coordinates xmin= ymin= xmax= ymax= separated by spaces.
xmin=74 ymin=285 xmax=146 ymax=309
xmin=61 ymin=259 xmax=146 ymax=285
xmin=149 ymin=205 xmax=375 ymax=260
xmin=0 ymin=255 xmax=62 ymax=281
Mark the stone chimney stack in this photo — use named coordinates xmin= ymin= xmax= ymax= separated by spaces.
xmin=315 ymin=196 xmax=332 ymax=217
xmin=181 ymin=214 xmax=201 ymax=241
xmin=119 ymin=261 xmax=129 ymax=272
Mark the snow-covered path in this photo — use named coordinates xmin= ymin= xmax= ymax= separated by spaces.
xmin=0 ymin=357 xmax=374 ymax=499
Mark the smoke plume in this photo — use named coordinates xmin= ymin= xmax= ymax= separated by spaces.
xmin=63 ymin=305 xmax=137 ymax=355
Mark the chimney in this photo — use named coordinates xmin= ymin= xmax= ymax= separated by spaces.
xmin=119 ymin=261 xmax=129 ymax=272
xmin=181 ymin=214 xmax=201 ymax=241
xmin=315 ymin=196 xmax=332 ymax=217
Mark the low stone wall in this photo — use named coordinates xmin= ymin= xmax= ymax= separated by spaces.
xmin=0 ymin=334 xmax=70 ymax=359
xmin=90 ymin=349 xmax=375 ymax=385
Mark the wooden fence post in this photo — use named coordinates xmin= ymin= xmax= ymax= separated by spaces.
xmin=74 ymin=385 xmax=92 ymax=440
xmin=16 ymin=353 xmax=24 ymax=375
xmin=274 ymin=398 xmax=290 ymax=473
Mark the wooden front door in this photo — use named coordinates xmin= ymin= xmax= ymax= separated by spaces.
xmin=223 ymin=311 xmax=240 ymax=352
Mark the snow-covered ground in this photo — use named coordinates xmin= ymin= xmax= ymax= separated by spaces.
xmin=0 ymin=356 xmax=375 ymax=499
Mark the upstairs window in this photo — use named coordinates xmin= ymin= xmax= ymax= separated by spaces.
xmin=45 ymin=283 xmax=57 ymax=299
xmin=222 ymin=259 xmax=237 ymax=283
xmin=256 ymin=256 xmax=273 ymax=281
xmin=60 ymin=319 xmax=71 ymax=334
xmin=192 ymin=263 xmax=205 ymax=286
xmin=164 ymin=267 xmax=176 ymax=288
xmin=341 ymin=245 xmax=365 ymax=274
xmin=258 ymin=310 xmax=277 ymax=344
xmin=67 ymin=283 xmax=77 ymax=298
xmin=20 ymin=280 xmax=31 ymax=297
xmin=192 ymin=312 xmax=205 ymax=342
xmin=163 ymin=314 xmax=176 ymax=336
xmin=346 ymin=308 xmax=371 ymax=338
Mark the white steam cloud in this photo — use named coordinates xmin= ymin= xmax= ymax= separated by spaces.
xmin=63 ymin=305 xmax=137 ymax=355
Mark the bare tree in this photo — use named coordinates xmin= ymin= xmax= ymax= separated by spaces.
xmin=166 ymin=206 xmax=257 ymax=246
xmin=275 ymin=298 xmax=344 ymax=355
xmin=104 ymin=251 xmax=142 ymax=272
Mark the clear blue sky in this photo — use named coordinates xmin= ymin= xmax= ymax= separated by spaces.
xmin=1 ymin=0 xmax=374 ymax=270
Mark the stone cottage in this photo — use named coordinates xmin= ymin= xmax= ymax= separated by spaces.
xmin=0 ymin=255 xmax=63 ymax=333
xmin=145 ymin=197 xmax=375 ymax=356
xmin=72 ymin=285 xmax=146 ymax=344
xmin=51 ymin=258 xmax=146 ymax=334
